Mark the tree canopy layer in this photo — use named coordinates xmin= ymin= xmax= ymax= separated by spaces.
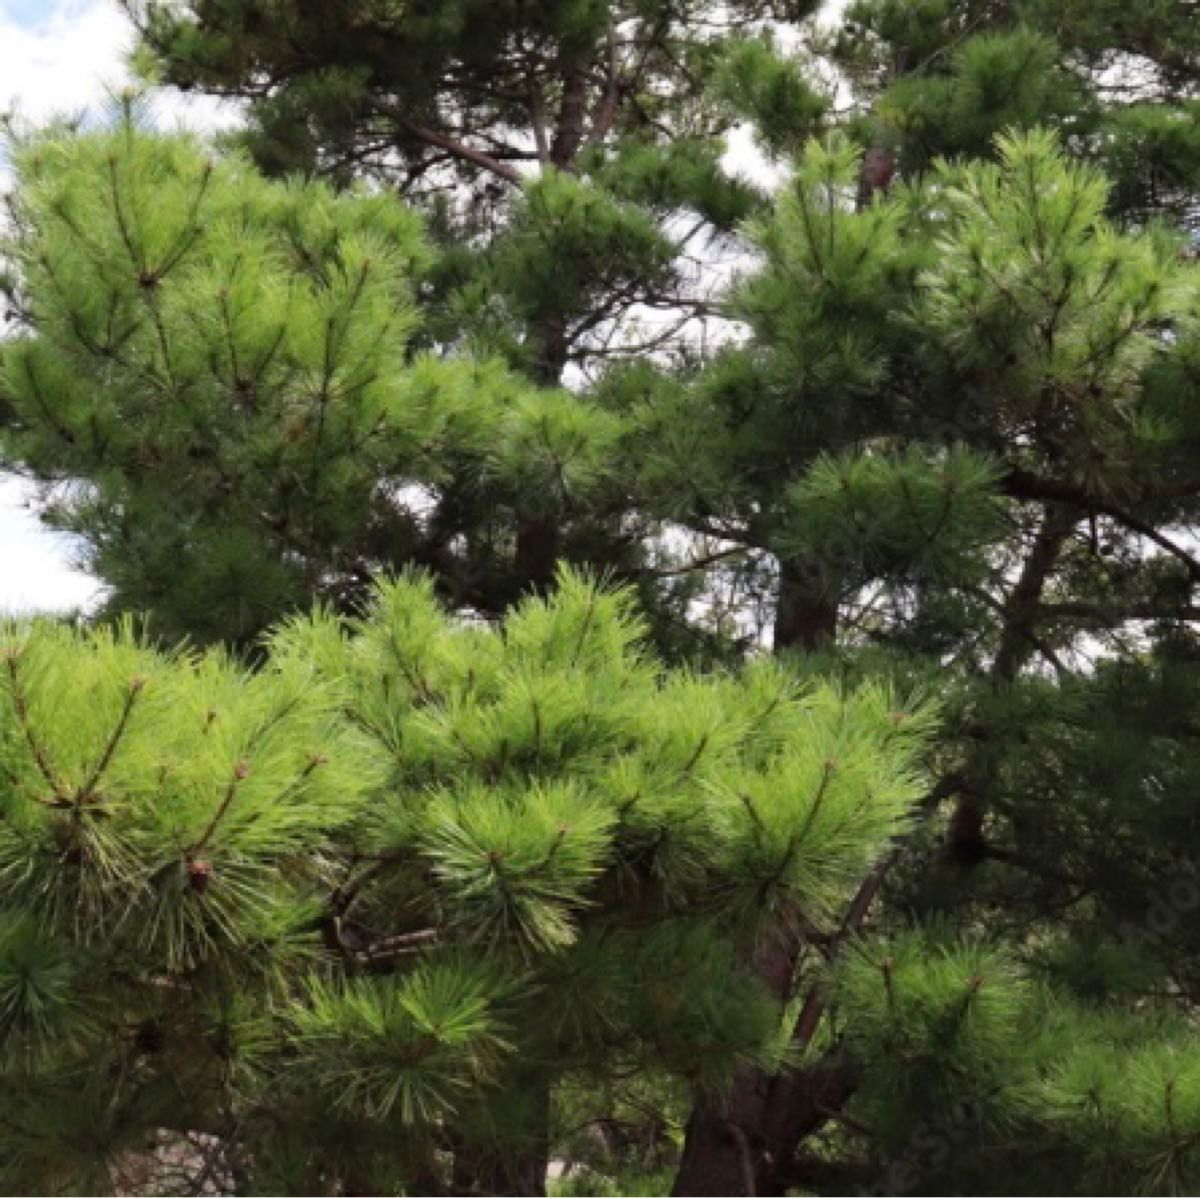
xmin=6 ymin=0 xmax=1200 ymax=1194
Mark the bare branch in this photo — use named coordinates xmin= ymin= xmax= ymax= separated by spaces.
xmin=352 ymin=927 xmax=440 ymax=966
xmin=1038 ymin=601 xmax=1200 ymax=623
xmin=369 ymin=99 xmax=523 ymax=185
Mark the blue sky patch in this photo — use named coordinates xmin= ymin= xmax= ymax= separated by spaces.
xmin=1 ymin=1 xmax=58 ymax=27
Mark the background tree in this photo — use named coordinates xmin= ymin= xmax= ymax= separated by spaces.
xmin=650 ymin=2 xmax=1200 ymax=1189
xmin=0 ymin=111 xmax=623 ymax=642
xmin=115 ymin=0 xmax=826 ymax=608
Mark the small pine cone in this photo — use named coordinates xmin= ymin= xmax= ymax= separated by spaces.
xmin=187 ymin=859 xmax=214 ymax=893
xmin=135 ymin=1019 xmax=165 ymax=1055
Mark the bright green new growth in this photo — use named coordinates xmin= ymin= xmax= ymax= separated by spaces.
xmin=820 ymin=927 xmax=1200 ymax=1195
xmin=0 ymin=569 xmax=933 ymax=1193
xmin=0 ymin=619 xmax=366 ymax=967
xmin=3 ymin=118 xmax=423 ymax=639
xmin=918 ymin=130 xmax=1189 ymax=457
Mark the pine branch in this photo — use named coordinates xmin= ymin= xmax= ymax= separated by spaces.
xmin=792 ymin=771 xmax=967 ymax=1051
xmin=105 ymin=153 xmax=145 ymax=276
xmin=1000 ymin=469 xmax=1200 ymax=582
xmin=586 ymin=21 xmax=622 ymax=148
xmin=1037 ymin=601 xmax=1200 ymax=623
xmin=188 ymin=760 xmax=251 ymax=855
xmin=77 ymin=674 xmax=146 ymax=802
xmin=369 ymin=99 xmax=523 ymax=184
xmin=966 ymin=584 xmax=1068 ymax=679
xmin=550 ymin=60 xmax=589 ymax=168
xmin=528 ymin=81 xmax=552 ymax=164
xmin=351 ymin=926 xmax=440 ymax=967
xmin=648 ymin=545 xmax=749 ymax=577
xmin=2 ymin=649 xmax=66 ymax=800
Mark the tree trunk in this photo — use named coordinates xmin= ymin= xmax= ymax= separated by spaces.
xmin=991 ymin=504 xmax=1076 ymax=685
xmin=672 ymin=879 xmax=829 ymax=1195
xmin=772 ymin=557 xmax=837 ymax=652
xmin=672 ymin=1078 xmax=769 ymax=1197
xmin=672 ymin=931 xmax=800 ymax=1196
xmin=672 ymin=1036 xmax=857 ymax=1196
xmin=509 ymin=58 xmax=596 ymax=599
xmin=951 ymin=504 xmax=1076 ymax=866
xmin=673 ymin=561 xmax=843 ymax=1195
xmin=513 ymin=279 xmax=571 ymax=598
xmin=455 ymin=1074 xmax=550 ymax=1197
xmin=515 ymin=513 xmax=559 ymax=597
xmin=549 ymin=61 xmax=589 ymax=169
xmin=473 ymin=1148 xmax=548 ymax=1198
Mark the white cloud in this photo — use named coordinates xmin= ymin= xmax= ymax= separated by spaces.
xmin=0 ymin=476 xmax=102 ymax=615
xmin=0 ymin=0 xmax=237 ymax=128
xmin=0 ymin=0 xmax=131 ymax=122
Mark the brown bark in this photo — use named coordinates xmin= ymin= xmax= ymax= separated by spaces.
xmin=673 ymin=566 xmax=841 ymax=1195
xmin=515 ymin=514 xmax=559 ymax=596
xmin=990 ymin=506 xmax=1077 ymax=686
xmin=1000 ymin=469 xmax=1200 ymax=581
xmin=671 ymin=864 xmax=889 ymax=1194
xmin=514 ymin=313 xmax=568 ymax=596
xmin=370 ymin=100 xmax=523 ymax=185
xmin=672 ymin=926 xmax=807 ymax=1197
xmin=772 ymin=558 xmax=837 ymax=651
xmin=453 ymin=1078 xmax=550 ymax=1196
xmin=509 ymin=62 xmax=588 ymax=598
xmin=950 ymin=504 xmax=1076 ymax=867
xmin=856 ymin=145 xmax=895 ymax=208
xmin=470 ymin=1149 xmax=547 ymax=1197
xmin=674 ymin=517 xmax=1081 ymax=1196
xmin=549 ymin=61 xmax=589 ymax=169
xmin=672 ymin=1053 xmax=859 ymax=1196
xmin=670 ymin=766 xmax=964 ymax=1195
xmin=586 ymin=23 xmax=622 ymax=148
xmin=672 ymin=1080 xmax=770 ymax=1197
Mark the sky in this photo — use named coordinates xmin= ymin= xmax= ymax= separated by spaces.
xmin=0 ymin=0 xmax=233 ymax=614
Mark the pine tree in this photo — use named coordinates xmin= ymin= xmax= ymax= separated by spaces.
xmin=653 ymin=4 xmax=1200 ymax=1192
xmin=114 ymin=0 xmax=827 ymax=601
xmin=0 ymin=568 xmax=935 ymax=1194
xmin=0 ymin=108 xmax=622 ymax=642
xmin=6 ymin=0 xmax=1200 ymax=1194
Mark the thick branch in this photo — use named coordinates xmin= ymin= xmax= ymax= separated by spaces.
xmin=649 ymin=545 xmax=749 ymax=578
xmin=791 ymin=771 xmax=966 ymax=1052
xmin=967 ymin=584 xmax=1068 ymax=679
xmin=586 ymin=22 xmax=622 ymax=147
xmin=370 ymin=100 xmax=523 ymax=185
xmin=550 ymin=61 xmax=590 ymax=168
xmin=999 ymin=467 xmax=1192 ymax=507
xmin=1037 ymin=601 xmax=1200 ymax=623
xmin=990 ymin=505 xmax=1078 ymax=684
xmin=1000 ymin=468 xmax=1200 ymax=582
xmin=352 ymin=926 xmax=440 ymax=967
